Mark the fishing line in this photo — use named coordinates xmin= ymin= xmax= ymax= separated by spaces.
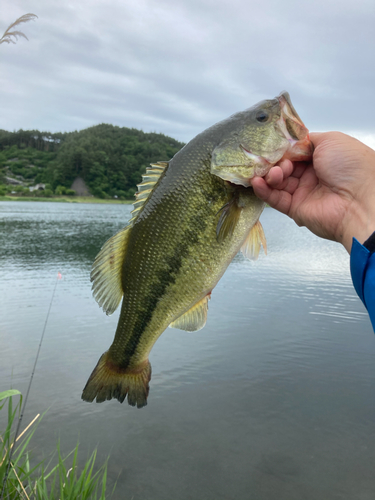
xmin=0 ymin=272 xmax=62 ymax=500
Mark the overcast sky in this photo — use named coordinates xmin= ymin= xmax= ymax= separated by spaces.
xmin=1 ymin=0 xmax=374 ymax=147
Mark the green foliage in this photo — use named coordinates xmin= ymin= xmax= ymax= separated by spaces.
xmin=53 ymin=124 xmax=183 ymax=196
xmin=1 ymin=185 xmax=31 ymax=196
xmin=11 ymin=185 xmax=28 ymax=193
xmin=0 ymin=390 xmax=112 ymax=499
xmin=0 ymin=125 xmax=184 ymax=199
xmin=55 ymin=185 xmax=66 ymax=195
xmin=0 ymin=130 xmax=63 ymax=153
xmin=126 ymin=188 xmax=136 ymax=199
xmin=91 ymin=187 xmax=107 ymax=199
xmin=54 ymin=185 xmax=75 ymax=196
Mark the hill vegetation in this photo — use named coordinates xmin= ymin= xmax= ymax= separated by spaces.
xmin=0 ymin=125 xmax=184 ymax=199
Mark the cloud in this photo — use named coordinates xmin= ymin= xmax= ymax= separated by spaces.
xmin=1 ymin=0 xmax=374 ymax=144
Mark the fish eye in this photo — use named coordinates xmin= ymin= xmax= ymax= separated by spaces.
xmin=256 ymin=110 xmax=269 ymax=123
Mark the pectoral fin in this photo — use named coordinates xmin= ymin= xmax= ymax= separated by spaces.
xmin=216 ymin=199 xmax=242 ymax=243
xmin=241 ymin=220 xmax=267 ymax=260
xmin=169 ymin=294 xmax=210 ymax=331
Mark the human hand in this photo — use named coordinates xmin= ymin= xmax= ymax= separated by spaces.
xmin=252 ymin=132 xmax=375 ymax=253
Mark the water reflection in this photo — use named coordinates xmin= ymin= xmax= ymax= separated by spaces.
xmin=0 ymin=201 xmax=374 ymax=500
xmin=0 ymin=201 xmax=132 ymax=267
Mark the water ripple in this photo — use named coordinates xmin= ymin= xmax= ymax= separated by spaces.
xmin=1 ymin=202 xmax=374 ymax=500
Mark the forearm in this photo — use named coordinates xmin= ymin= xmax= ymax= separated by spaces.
xmin=341 ymin=143 xmax=375 ymax=253
xmin=341 ymin=203 xmax=375 ymax=254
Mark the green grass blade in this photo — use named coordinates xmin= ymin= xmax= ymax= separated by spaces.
xmin=0 ymin=390 xmax=22 ymax=404
xmin=1 ymin=390 xmax=113 ymax=500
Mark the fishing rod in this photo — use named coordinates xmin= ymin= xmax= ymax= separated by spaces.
xmin=0 ymin=272 xmax=62 ymax=500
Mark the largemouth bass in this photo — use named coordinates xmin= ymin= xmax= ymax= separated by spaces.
xmin=82 ymin=91 xmax=312 ymax=408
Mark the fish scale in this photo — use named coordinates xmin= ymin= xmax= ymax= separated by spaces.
xmin=82 ymin=91 xmax=312 ymax=408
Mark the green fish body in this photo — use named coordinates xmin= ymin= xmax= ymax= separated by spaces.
xmin=82 ymin=91 xmax=312 ymax=408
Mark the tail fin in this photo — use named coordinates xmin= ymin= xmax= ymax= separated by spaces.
xmin=81 ymin=352 xmax=151 ymax=408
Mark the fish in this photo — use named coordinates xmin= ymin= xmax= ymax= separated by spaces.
xmin=82 ymin=91 xmax=312 ymax=408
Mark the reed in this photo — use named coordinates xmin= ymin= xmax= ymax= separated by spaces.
xmin=0 ymin=14 xmax=37 ymax=45
xmin=0 ymin=390 xmax=112 ymax=499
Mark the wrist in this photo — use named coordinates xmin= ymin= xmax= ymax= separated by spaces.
xmin=341 ymin=203 xmax=375 ymax=254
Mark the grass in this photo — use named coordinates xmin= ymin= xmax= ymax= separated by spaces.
xmin=0 ymin=390 xmax=113 ymax=499
xmin=0 ymin=195 xmax=132 ymax=204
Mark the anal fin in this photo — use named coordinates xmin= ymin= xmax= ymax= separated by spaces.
xmin=241 ymin=220 xmax=267 ymax=260
xmin=169 ymin=294 xmax=210 ymax=332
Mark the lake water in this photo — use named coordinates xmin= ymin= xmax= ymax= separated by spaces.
xmin=1 ymin=201 xmax=374 ymax=500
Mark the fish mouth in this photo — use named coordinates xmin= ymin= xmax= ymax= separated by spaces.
xmin=245 ymin=92 xmax=313 ymax=176
xmin=276 ymin=91 xmax=313 ymax=161
xmin=240 ymin=92 xmax=312 ymax=182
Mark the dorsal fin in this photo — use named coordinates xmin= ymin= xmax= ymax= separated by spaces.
xmin=241 ymin=220 xmax=267 ymax=260
xmin=128 ymin=162 xmax=168 ymax=224
xmin=90 ymin=226 xmax=131 ymax=315
xmin=169 ymin=294 xmax=210 ymax=331
xmin=91 ymin=161 xmax=168 ymax=315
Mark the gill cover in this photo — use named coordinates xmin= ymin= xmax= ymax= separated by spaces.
xmin=210 ymin=91 xmax=311 ymax=187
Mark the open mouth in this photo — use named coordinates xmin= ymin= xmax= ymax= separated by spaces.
xmin=276 ymin=92 xmax=313 ymax=160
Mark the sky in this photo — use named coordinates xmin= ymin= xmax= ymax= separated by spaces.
xmin=1 ymin=0 xmax=375 ymax=147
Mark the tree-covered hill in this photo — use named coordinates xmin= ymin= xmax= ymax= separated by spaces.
xmin=0 ymin=125 xmax=185 ymax=199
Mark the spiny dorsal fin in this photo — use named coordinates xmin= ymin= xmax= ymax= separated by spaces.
xmin=169 ymin=294 xmax=210 ymax=332
xmin=128 ymin=161 xmax=168 ymax=224
xmin=216 ymin=198 xmax=242 ymax=243
xmin=241 ymin=220 xmax=267 ymax=260
xmin=90 ymin=226 xmax=131 ymax=315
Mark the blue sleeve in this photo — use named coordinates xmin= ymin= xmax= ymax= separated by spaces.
xmin=350 ymin=238 xmax=375 ymax=332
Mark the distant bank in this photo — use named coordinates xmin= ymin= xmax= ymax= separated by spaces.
xmin=0 ymin=124 xmax=184 ymax=201
xmin=0 ymin=195 xmax=133 ymax=204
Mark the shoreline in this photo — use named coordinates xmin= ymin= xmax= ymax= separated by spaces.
xmin=0 ymin=195 xmax=133 ymax=204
